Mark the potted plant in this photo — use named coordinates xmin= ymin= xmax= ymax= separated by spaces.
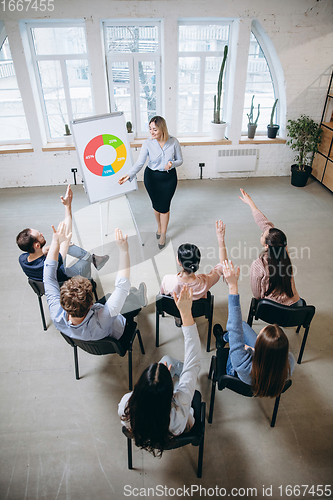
xmin=247 ymin=95 xmax=260 ymax=139
xmin=267 ymin=98 xmax=279 ymax=139
xmin=286 ymin=115 xmax=322 ymax=187
xmin=210 ymin=45 xmax=228 ymax=141
xmin=64 ymin=124 xmax=73 ymax=146
xmin=126 ymin=121 xmax=135 ymax=142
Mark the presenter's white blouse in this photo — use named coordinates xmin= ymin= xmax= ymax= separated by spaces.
xmin=128 ymin=136 xmax=183 ymax=182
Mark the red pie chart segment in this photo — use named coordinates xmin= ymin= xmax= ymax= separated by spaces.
xmin=83 ymin=134 xmax=127 ymax=177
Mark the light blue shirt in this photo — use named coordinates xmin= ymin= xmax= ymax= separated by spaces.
xmin=128 ymin=136 xmax=183 ymax=181
xmin=43 ymin=259 xmax=130 ymax=341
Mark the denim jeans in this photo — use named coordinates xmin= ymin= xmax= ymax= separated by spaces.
xmin=64 ymin=244 xmax=92 ymax=279
xmin=223 ymin=321 xmax=257 ymax=376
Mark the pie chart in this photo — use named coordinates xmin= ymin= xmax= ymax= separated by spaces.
xmin=83 ymin=134 xmax=127 ymax=177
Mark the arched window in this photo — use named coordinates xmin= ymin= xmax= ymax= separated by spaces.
xmin=0 ymin=34 xmax=30 ymax=143
xmin=243 ymin=21 xmax=284 ymax=136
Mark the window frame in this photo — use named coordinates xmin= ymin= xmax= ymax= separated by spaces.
xmin=25 ymin=20 xmax=95 ymax=143
xmin=103 ymin=19 xmax=162 ymax=138
xmin=0 ymin=31 xmax=31 ymax=144
xmin=177 ymin=18 xmax=233 ymax=137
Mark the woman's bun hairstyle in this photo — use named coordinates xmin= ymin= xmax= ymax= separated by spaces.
xmin=177 ymin=243 xmax=201 ymax=274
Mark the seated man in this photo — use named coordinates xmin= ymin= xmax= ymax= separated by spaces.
xmin=44 ymin=222 xmax=147 ymax=341
xmin=16 ymin=184 xmax=108 ymax=282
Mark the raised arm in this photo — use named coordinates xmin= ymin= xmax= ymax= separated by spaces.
xmin=239 ymin=188 xmax=274 ymax=233
xmin=46 ymin=221 xmax=72 ymax=263
xmin=59 ymin=184 xmax=73 ymax=258
xmin=115 ymin=228 xmax=130 ymax=280
xmin=216 ymin=220 xmax=227 ymax=264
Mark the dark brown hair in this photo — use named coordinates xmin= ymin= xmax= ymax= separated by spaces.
xmin=16 ymin=228 xmax=37 ymax=253
xmin=123 ymin=363 xmax=174 ymax=457
xmin=60 ymin=276 xmax=94 ymax=318
xmin=262 ymin=228 xmax=293 ymax=298
xmin=251 ymin=324 xmax=290 ymax=398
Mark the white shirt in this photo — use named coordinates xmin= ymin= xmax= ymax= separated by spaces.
xmin=128 ymin=136 xmax=183 ymax=181
xmin=118 ymin=323 xmax=201 ymax=436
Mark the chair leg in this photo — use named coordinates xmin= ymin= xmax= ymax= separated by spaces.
xmin=208 ymin=379 xmax=217 ymax=424
xmin=156 ymin=309 xmax=160 ymax=348
xmin=206 ymin=309 xmax=213 ymax=352
xmin=296 ymin=325 xmax=301 ymax=333
xmin=136 ymin=329 xmax=145 ymax=355
xmin=208 ymin=356 xmax=214 ymax=380
xmin=128 ymin=349 xmax=133 ymax=391
xmin=270 ymin=394 xmax=281 ymax=427
xmin=74 ymin=345 xmax=79 ymax=380
xmin=38 ymin=296 xmax=47 ymax=331
xmin=127 ymin=437 xmax=133 ymax=469
xmin=297 ymin=326 xmax=309 ymax=364
xmin=197 ymin=401 xmax=205 ymax=479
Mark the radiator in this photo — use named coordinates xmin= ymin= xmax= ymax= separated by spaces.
xmin=216 ymin=148 xmax=258 ymax=172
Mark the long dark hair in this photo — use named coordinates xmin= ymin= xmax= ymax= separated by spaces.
xmin=251 ymin=324 xmax=290 ymax=398
xmin=123 ymin=363 xmax=174 ymax=456
xmin=178 ymin=243 xmax=201 ymax=274
xmin=262 ymin=228 xmax=293 ymax=298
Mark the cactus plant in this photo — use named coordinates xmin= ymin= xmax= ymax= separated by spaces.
xmin=213 ymin=45 xmax=228 ymax=124
xmin=64 ymin=124 xmax=71 ymax=136
xmin=247 ymin=95 xmax=260 ymax=125
xmin=270 ymin=98 xmax=278 ymax=127
xmin=126 ymin=121 xmax=133 ymax=133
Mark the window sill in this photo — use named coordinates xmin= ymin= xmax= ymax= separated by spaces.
xmin=42 ymin=143 xmax=75 ymax=152
xmin=0 ymin=144 xmax=34 ymax=154
xmin=239 ymin=136 xmax=286 ymax=145
xmin=130 ymin=137 xmax=232 ymax=147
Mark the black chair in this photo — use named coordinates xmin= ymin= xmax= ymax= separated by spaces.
xmin=156 ymin=292 xmax=214 ymax=351
xmin=122 ymin=390 xmax=205 ymax=478
xmin=208 ymin=345 xmax=292 ymax=427
xmin=247 ymin=297 xmax=316 ymax=364
xmin=60 ymin=318 xmax=144 ymax=390
xmin=28 ymin=278 xmax=98 ymax=331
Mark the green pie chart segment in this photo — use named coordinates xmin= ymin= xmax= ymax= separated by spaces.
xmin=84 ymin=134 xmax=127 ymax=177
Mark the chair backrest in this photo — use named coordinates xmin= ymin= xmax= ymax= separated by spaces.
xmin=28 ymin=278 xmax=45 ymax=297
xmin=122 ymin=390 xmax=204 ymax=449
xmin=217 ymin=347 xmax=292 ymax=397
xmin=156 ymin=292 xmax=212 ymax=320
xmin=255 ymin=299 xmax=315 ymax=328
xmin=60 ymin=332 xmax=120 ymax=356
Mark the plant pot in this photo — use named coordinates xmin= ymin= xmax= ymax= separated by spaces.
xmin=64 ymin=134 xmax=73 ymax=146
xmin=247 ymin=124 xmax=257 ymax=139
xmin=127 ymin=132 xmax=135 ymax=142
xmin=291 ymin=164 xmax=312 ymax=187
xmin=267 ymin=124 xmax=280 ymax=139
xmin=210 ymin=121 xmax=227 ymax=141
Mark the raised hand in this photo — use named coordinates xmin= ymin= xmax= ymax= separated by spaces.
xmin=115 ymin=228 xmax=129 ymax=253
xmin=118 ymin=175 xmax=130 ymax=185
xmin=239 ymin=188 xmax=257 ymax=211
xmin=60 ymin=184 xmax=73 ymax=207
xmin=222 ymin=260 xmax=240 ymax=294
xmin=173 ymin=284 xmax=193 ymax=322
xmin=51 ymin=221 xmax=72 ymax=246
xmin=215 ymin=220 xmax=226 ymax=242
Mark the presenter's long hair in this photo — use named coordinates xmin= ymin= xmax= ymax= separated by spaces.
xmin=123 ymin=363 xmax=174 ymax=457
xmin=251 ymin=324 xmax=290 ymax=398
xmin=261 ymin=228 xmax=293 ymax=298
xmin=178 ymin=243 xmax=201 ymax=274
xmin=149 ymin=116 xmax=169 ymax=142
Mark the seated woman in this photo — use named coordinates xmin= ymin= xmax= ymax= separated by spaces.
xmin=118 ymin=285 xmax=200 ymax=456
xmin=239 ymin=188 xmax=301 ymax=306
xmin=215 ymin=260 xmax=295 ymax=396
xmin=161 ymin=219 xmax=227 ymax=299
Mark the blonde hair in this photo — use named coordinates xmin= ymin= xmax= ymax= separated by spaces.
xmin=149 ymin=116 xmax=169 ymax=142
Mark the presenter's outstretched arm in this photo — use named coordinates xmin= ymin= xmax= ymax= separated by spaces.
xmin=118 ymin=175 xmax=129 ymax=185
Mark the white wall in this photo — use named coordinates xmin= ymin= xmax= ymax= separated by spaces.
xmin=1 ymin=0 xmax=332 ymax=188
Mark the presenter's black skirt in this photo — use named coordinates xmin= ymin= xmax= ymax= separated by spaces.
xmin=144 ymin=167 xmax=177 ymax=214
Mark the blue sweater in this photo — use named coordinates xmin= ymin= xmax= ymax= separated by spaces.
xmin=227 ymin=294 xmax=295 ymax=385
